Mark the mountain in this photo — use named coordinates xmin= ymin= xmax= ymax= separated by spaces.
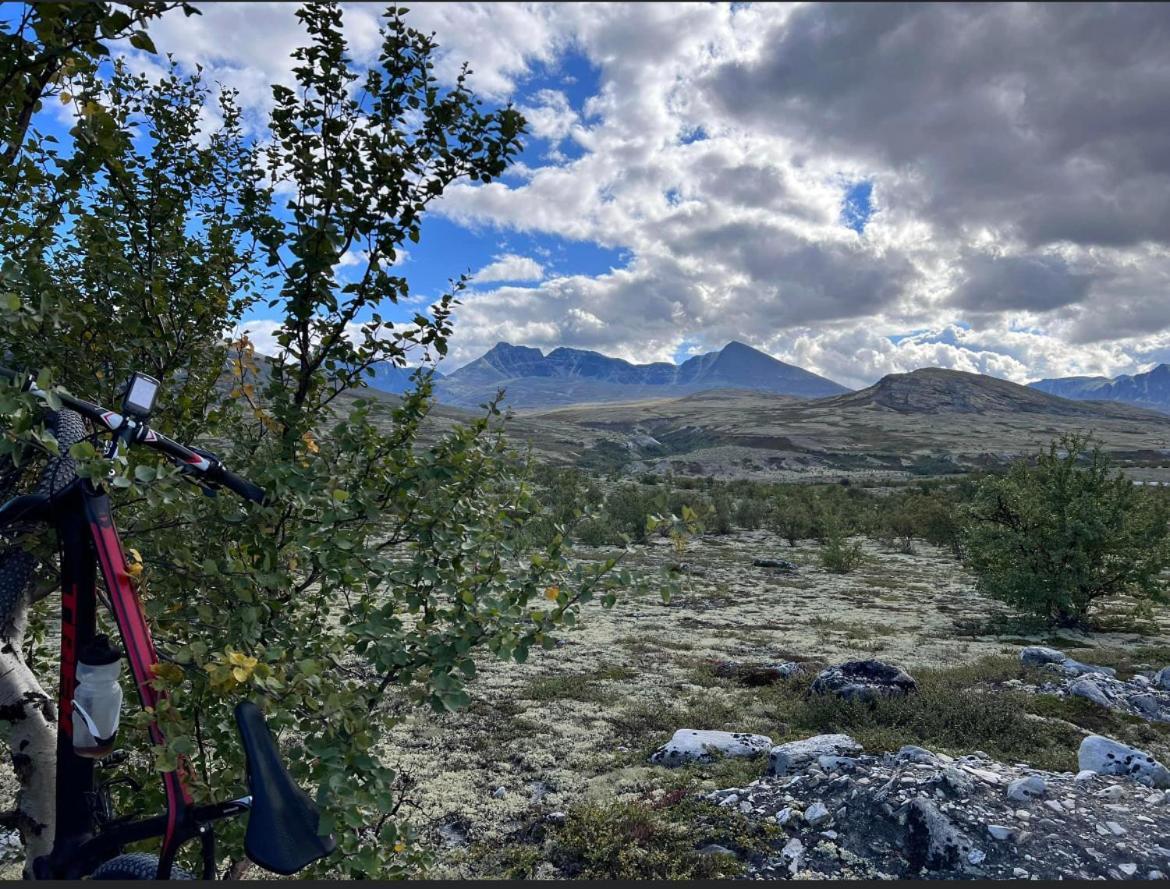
xmin=432 ymin=340 xmax=849 ymax=410
xmin=1030 ymin=364 xmax=1170 ymax=415
xmin=822 ymin=367 xmax=1154 ymax=418
xmin=367 ymin=363 xmax=443 ymax=395
xmin=529 ymin=367 xmax=1170 ymax=479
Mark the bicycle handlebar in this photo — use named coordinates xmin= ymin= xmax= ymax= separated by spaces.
xmin=0 ymin=366 xmax=267 ymax=505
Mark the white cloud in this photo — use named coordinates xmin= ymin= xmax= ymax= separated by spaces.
xmin=132 ymin=4 xmax=1170 ymax=388
xmin=471 ymin=253 xmax=545 ymax=283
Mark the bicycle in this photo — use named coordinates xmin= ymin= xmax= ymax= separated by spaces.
xmin=0 ymin=368 xmax=336 ymax=879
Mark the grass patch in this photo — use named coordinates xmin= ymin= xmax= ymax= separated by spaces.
xmin=521 ymin=664 xmax=637 ymax=704
xmin=749 ymin=655 xmax=1170 ymax=772
xmin=549 ymin=792 xmax=779 ymax=879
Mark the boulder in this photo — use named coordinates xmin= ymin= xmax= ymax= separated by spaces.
xmin=1060 ymin=658 xmax=1117 ymax=678
xmin=810 ymin=659 xmax=917 ymax=702
xmin=804 ymin=800 xmax=832 ymax=828
xmin=650 ymin=729 xmax=773 ymax=767
xmin=768 ymin=734 xmax=862 ymax=776
xmin=753 ymin=558 xmax=798 ymax=572
xmin=1068 ymin=677 xmax=1113 ymax=709
xmin=1077 ymin=735 xmax=1170 ymax=788
xmin=1005 ymin=775 xmax=1046 ymax=802
xmin=1019 ymin=646 xmax=1067 ymax=667
xmin=1155 ymin=667 xmax=1170 ymax=691
xmin=906 ymin=797 xmax=979 ymax=871
xmin=895 ymin=745 xmax=944 ymax=766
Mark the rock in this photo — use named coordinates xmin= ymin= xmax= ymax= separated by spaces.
xmin=1096 ymin=784 xmax=1125 ymax=802
xmin=768 ymin=734 xmax=862 ymax=776
xmin=906 ymin=797 xmax=978 ymax=870
xmin=491 ymin=786 xmax=507 ymax=799
xmin=1069 ymin=677 xmax=1113 ymax=709
xmin=804 ymin=801 xmax=832 ymax=828
xmin=545 ymin=811 xmax=567 ymax=825
xmin=775 ymin=806 xmax=798 ymax=826
xmin=698 ymin=843 xmax=737 ymax=857
xmin=1020 ymin=646 xmax=1067 ymax=667
xmin=1060 ymin=658 xmax=1117 ymax=678
xmin=714 ymin=660 xmax=802 ymax=686
xmin=1132 ymin=693 xmax=1163 ymax=717
xmin=895 ymin=745 xmax=941 ymax=766
xmin=770 ymin=661 xmax=804 ymax=679
xmin=1155 ymin=666 xmax=1170 ymax=691
xmin=650 ymin=729 xmax=773 ymax=767
xmin=753 ymin=558 xmax=798 ymax=572
xmin=1120 ymin=863 xmax=1138 ymax=876
xmin=1078 ymin=735 xmax=1170 ymax=788
xmin=810 ymin=660 xmax=918 ymax=702
xmin=1075 ymin=769 xmax=1097 ymax=782
xmin=987 ymin=824 xmax=1015 ymax=841
xmin=968 ymin=849 xmax=986 ymax=866
xmin=781 ymin=837 xmax=804 ymax=875
xmin=942 ymin=767 xmax=975 ymax=795
xmin=1150 ymin=870 xmax=1166 ymax=880
xmin=1006 ymin=776 xmax=1046 ymax=802
xmin=818 ymin=754 xmax=859 ymax=772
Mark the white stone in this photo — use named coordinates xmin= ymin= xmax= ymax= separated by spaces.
xmin=768 ymin=734 xmax=861 ymax=777
xmin=1079 ymin=735 xmax=1170 ymax=788
xmin=650 ymin=729 xmax=773 ymax=767
xmin=1006 ymin=776 xmax=1046 ymax=802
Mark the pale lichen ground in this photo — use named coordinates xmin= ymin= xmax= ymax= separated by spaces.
xmin=384 ymin=531 xmax=1169 ymax=878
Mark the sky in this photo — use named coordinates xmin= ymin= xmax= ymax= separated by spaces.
xmin=30 ymin=3 xmax=1170 ymax=388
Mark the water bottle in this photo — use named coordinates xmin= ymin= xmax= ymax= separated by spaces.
xmin=73 ymin=635 xmax=123 ymax=758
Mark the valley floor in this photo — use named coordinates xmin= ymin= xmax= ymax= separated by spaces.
xmin=386 ymin=532 xmax=1170 ymax=879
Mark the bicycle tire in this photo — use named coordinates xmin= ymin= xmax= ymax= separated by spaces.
xmin=88 ymin=852 xmax=195 ymax=880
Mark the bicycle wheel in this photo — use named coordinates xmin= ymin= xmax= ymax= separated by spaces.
xmin=88 ymin=852 xmax=194 ymax=880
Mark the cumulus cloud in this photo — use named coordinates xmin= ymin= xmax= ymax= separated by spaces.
xmin=138 ymin=3 xmax=1170 ymax=387
xmin=471 ymin=253 xmax=546 ymax=283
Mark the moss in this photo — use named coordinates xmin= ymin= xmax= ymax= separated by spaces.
xmin=549 ymin=793 xmax=778 ymax=879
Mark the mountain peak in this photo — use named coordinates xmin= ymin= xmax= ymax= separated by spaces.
xmin=1030 ymin=363 xmax=1170 ymax=415
xmin=434 ymin=339 xmax=850 ymax=409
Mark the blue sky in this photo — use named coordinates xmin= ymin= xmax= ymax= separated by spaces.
xmin=12 ymin=2 xmax=1170 ymax=388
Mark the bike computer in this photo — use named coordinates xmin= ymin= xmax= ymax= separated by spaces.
xmin=122 ymin=372 xmax=160 ymax=419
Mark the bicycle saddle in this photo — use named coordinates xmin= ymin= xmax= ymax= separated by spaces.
xmin=234 ymin=701 xmax=336 ymax=875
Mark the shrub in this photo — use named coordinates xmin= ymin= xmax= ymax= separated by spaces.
xmin=963 ymin=433 xmax=1170 ymax=627
xmin=819 ymin=531 xmax=866 ymax=574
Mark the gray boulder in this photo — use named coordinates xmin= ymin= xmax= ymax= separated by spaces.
xmin=906 ymin=797 xmax=979 ymax=870
xmin=895 ymin=745 xmax=943 ymax=766
xmin=768 ymin=734 xmax=862 ymax=776
xmin=804 ymin=800 xmax=832 ymax=828
xmin=650 ymin=729 xmax=773 ymax=767
xmin=810 ymin=660 xmax=918 ymax=702
xmin=1060 ymin=658 xmax=1117 ymax=678
xmin=1077 ymin=735 xmax=1170 ymax=788
xmin=1005 ymin=775 xmax=1046 ymax=802
xmin=1019 ymin=646 xmax=1067 ymax=667
xmin=1155 ymin=667 xmax=1170 ymax=691
xmin=1069 ymin=677 xmax=1113 ymax=709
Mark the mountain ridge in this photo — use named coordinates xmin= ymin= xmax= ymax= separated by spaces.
xmin=427 ymin=340 xmax=850 ymax=410
xmin=1030 ymin=363 xmax=1170 ymax=415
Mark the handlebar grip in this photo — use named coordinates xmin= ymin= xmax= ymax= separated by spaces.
xmin=212 ymin=465 xmax=268 ymax=505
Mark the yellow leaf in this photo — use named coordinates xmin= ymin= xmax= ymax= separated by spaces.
xmin=544 ymin=585 xmax=560 ymax=601
xmin=59 ymin=92 xmax=72 ymax=104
